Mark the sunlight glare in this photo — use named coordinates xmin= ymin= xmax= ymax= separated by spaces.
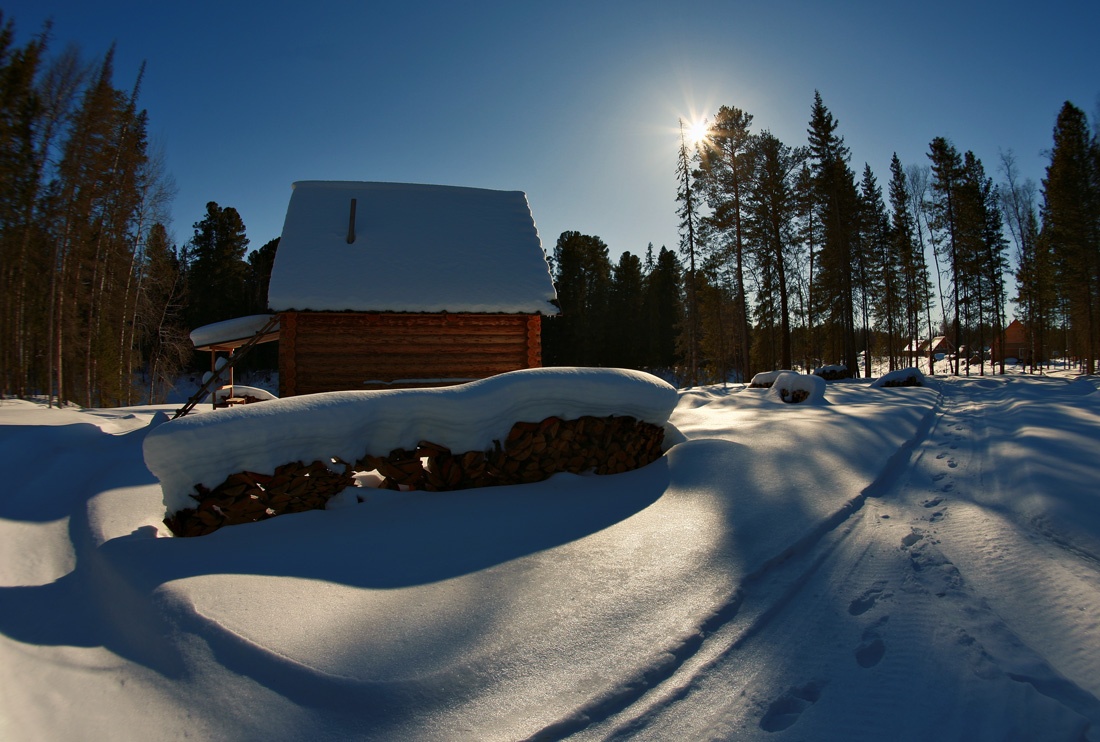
xmin=685 ymin=117 xmax=711 ymax=148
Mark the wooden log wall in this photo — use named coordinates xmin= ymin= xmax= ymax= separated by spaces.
xmin=279 ymin=312 xmax=542 ymax=397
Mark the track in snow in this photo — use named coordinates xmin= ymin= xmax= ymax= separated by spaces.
xmin=568 ymin=376 xmax=1100 ymax=741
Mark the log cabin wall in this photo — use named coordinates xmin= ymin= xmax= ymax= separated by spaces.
xmin=279 ymin=312 xmax=542 ymax=397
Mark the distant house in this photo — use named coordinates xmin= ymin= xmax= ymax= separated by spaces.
xmin=905 ymin=336 xmax=955 ymax=358
xmin=265 ymin=181 xmax=559 ymax=397
xmin=992 ymin=319 xmax=1031 ymax=363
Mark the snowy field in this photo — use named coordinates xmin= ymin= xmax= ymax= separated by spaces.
xmin=2 ymin=369 xmax=1099 ymax=740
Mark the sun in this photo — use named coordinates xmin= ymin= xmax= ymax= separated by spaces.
xmin=683 ymin=117 xmax=711 ymax=149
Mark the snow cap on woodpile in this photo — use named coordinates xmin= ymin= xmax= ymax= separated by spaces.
xmin=871 ymin=367 xmax=927 ymax=388
xmin=144 ymin=367 xmax=679 ymax=515
xmin=749 ymin=370 xmax=794 ymax=388
xmin=766 ymin=372 xmax=828 ymax=405
xmin=267 ymin=181 xmax=560 ymax=314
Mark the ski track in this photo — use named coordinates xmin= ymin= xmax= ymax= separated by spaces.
xmin=569 ymin=377 xmax=1100 ymax=741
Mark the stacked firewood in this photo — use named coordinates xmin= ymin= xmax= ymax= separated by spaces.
xmin=164 ymin=460 xmax=356 ymax=537
xmin=778 ymin=387 xmax=810 ymax=404
xmin=165 ymin=414 xmax=666 ymax=537
xmin=879 ymin=374 xmax=923 ymax=388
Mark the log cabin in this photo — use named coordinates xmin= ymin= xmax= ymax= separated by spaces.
xmin=266 ymin=181 xmax=559 ymax=397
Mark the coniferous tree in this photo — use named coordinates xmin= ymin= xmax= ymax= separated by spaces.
xmin=608 ymin=250 xmax=645 ymax=368
xmin=745 ymin=130 xmax=804 ymax=371
xmin=46 ymin=46 xmax=150 ymax=405
xmin=543 ymin=230 xmax=612 ymax=366
xmin=247 ymin=237 xmax=279 ymax=313
xmin=807 ymin=91 xmax=860 ymax=375
xmin=696 ymin=105 xmax=755 ymax=380
xmin=860 ymin=164 xmax=901 ymax=372
xmin=676 ymin=119 xmax=703 ymax=384
xmin=1041 ymin=101 xmax=1099 ymax=373
xmin=888 ymin=154 xmax=934 ymax=369
xmin=1001 ymin=151 xmax=1052 ymax=371
xmin=183 ymin=201 xmax=251 ymax=333
xmin=927 ymin=137 xmax=965 ymax=374
xmin=793 ymin=162 xmax=821 ymax=370
xmin=138 ymin=222 xmax=189 ymax=402
xmin=642 ymin=246 xmax=682 ymax=370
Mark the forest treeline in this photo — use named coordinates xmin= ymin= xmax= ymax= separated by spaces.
xmin=545 ymin=93 xmax=1100 ymax=385
xmin=0 ymin=16 xmax=275 ymax=406
xmin=1 ymin=13 xmax=1098 ymax=407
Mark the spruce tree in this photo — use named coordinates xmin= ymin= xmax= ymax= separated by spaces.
xmin=184 ymin=201 xmax=251 ymax=332
xmin=888 ymin=154 xmax=933 ymax=370
xmin=807 ymin=91 xmax=859 ymax=375
xmin=543 ymin=230 xmax=612 ymax=366
xmin=1041 ymin=101 xmax=1099 ymax=373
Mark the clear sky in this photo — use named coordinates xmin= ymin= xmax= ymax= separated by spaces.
xmin=6 ymin=1 xmax=1099 ymax=262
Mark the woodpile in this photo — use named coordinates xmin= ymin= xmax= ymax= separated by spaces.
xmin=164 ymin=460 xmax=355 ymax=537
xmin=778 ymin=387 xmax=810 ymax=404
xmin=879 ymin=374 xmax=923 ymax=388
xmin=165 ymin=414 xmax=666 ymax=537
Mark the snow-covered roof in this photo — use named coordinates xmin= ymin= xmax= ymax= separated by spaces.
xmin=190 ymin=314 xmax=279 ymax=350
xmin=267 ymin=181 xmax=560 ymax=314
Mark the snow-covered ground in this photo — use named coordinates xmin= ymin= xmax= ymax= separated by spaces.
xmin=2 ymin=369 xmax=1099 ymax=740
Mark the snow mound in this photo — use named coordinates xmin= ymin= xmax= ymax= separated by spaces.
xmin=143 ymin=367 xmax=679 ymax=515
xmin=766 ymin=372 xmax=827 ymax=405
xmin=1068 ymin=376 xmax=1100 ymax=395
xmin=871 ymin=367 xmax=927 ymax=388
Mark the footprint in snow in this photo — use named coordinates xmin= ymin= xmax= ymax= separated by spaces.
xmin=855 ymin=616 xmax=889 ymax=668
xmin=932 ymin=472 xmax=947 ymax=481
xmin=758 ymin=681 xmax=825 ymax=732
xmin=848 ymin=583 xmax=892 ymax=615
xmin=901 ymin=529 xmax=924 ymax=548
xmin=923 ymin=496 xmax=944 ymax=508
xmin=936 ymin=452 xmax=948 ymax=460
xmin=947 ymin=460 xmax=958 ymax=468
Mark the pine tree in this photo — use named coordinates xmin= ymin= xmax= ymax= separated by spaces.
xmin=927 ymin=137 xmax=965 ymax=374
xmin=696 ymin=105 xmax=755 ymax=380
xmin=745 ymin=130 xmax=803 ymax=371
xmin=860 ymin=164 xmax=901 ymax=373
xmin=676 ymin=119 xmax=703 ymax=384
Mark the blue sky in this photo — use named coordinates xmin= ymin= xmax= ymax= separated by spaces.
xmin=6 ymin=1 xmax=1099 ymax=261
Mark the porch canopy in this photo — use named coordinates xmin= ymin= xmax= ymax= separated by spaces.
xmin=190 ymin=314 xmax=280 ymax=352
